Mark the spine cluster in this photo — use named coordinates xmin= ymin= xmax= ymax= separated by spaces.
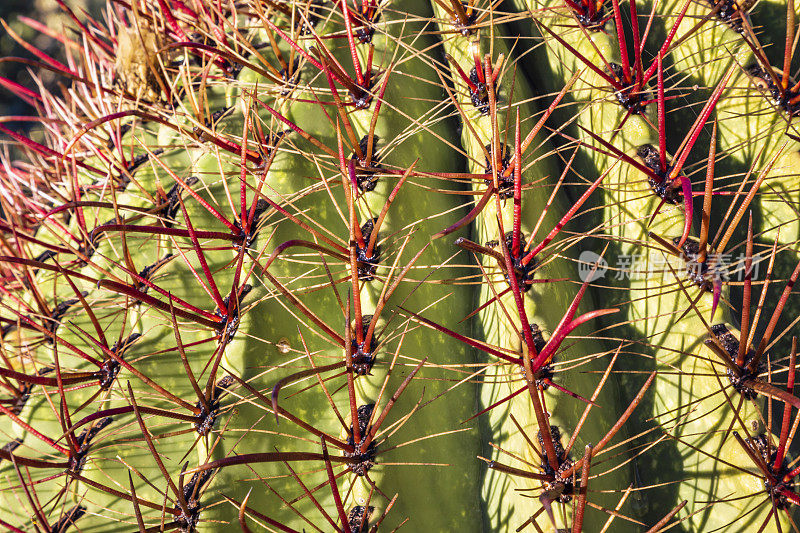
xmin=0 ymin=0 xmax=799 ymax=531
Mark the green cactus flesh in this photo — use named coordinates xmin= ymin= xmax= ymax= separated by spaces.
xmin=2 ymin=0 xmax=800 ymax=532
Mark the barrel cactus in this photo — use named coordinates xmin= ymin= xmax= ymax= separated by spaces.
xmin=0 ymin=0 xmax=799 ymax=531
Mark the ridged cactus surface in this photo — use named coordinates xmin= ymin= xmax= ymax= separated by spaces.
xmin=1 ymin=1 xmax=800 ymax=531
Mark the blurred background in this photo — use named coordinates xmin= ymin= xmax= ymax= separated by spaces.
xmin=0 ymin=0 xmax=97 ymax=134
